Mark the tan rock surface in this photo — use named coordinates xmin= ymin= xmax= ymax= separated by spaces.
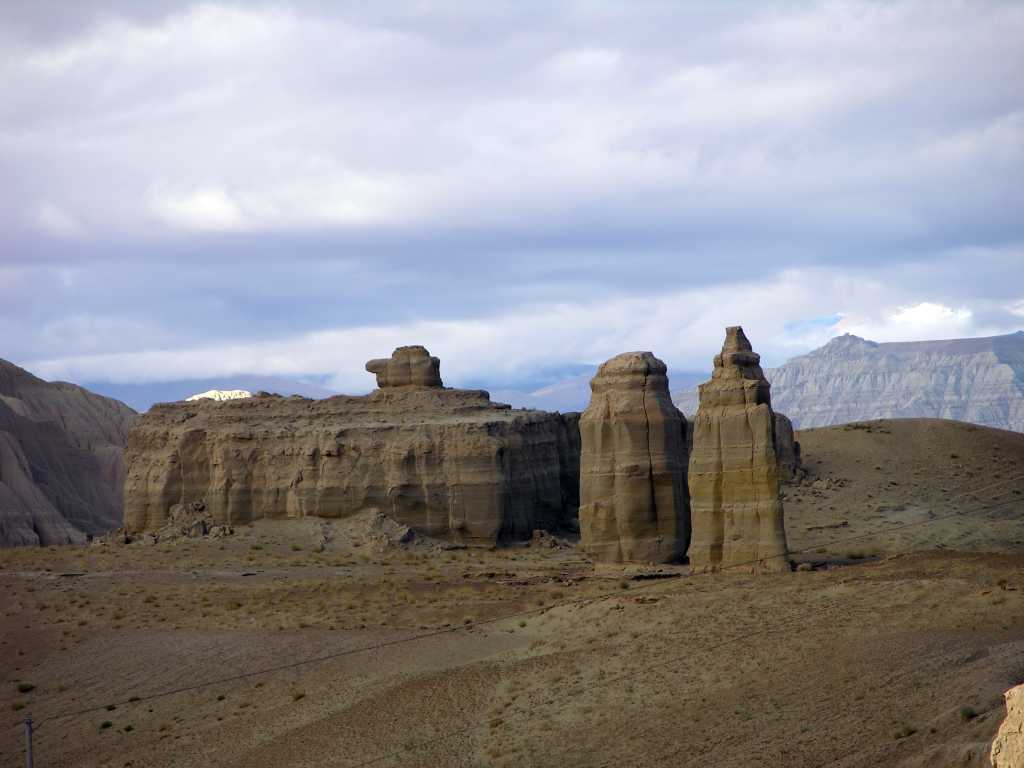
xmin=578 ymin=351 xmax=689 ymax=563
xmin=688 ymin=327 xmax=789 ymax=572
xmin=0 ymin=359 xmax=136 ymax=546
xmin=991 ymin=684 xmax=1024 ymax=767
xmin=774 ymin=412 xmax=802 ymax=481
xmin=365 ymin=345 xmax=442 ymax=388
xmin=124 ymin=349 xmax=579 ymax=545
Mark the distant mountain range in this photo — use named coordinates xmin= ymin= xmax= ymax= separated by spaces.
xmin=674 ymin=331 xmax=1024 ymax=432
xmin=83 ymin=375 xmax=339 ymax=412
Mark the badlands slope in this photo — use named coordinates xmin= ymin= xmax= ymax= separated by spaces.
xmin=1 ymin=418 xmax=1021 ymax=767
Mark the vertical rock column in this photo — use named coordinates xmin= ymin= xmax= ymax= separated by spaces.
xmin=579 ymin=352 xmax=689 ymax=563
xmin=688 ymin=327 xmax=790 ymax=572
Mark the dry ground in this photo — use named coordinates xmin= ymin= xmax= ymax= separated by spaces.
xmin=1 ymin=419 xmax=1023 ymax=768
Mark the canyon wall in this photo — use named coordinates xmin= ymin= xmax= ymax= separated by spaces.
xmin=124 ymin=348 xmax=580 ymax=545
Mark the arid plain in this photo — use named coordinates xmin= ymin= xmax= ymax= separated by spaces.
xmin=3 ymin=419 xmax=1023 ymax=768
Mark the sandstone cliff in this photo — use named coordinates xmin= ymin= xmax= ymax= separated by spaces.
xmin=991 ymin=684 xmax=1023 ymax=768
xmin=688 ymin=327 xmax=789 ymax=573
xmin=578 ymin=352 xmax=689 ymax=563
xmin=0 ymin=359 xmax=137 ymax=546
xmin=676 ymin=331 xmax=1024 ymax=432
xmin=124 ymin=347 xmax=580 ymax=545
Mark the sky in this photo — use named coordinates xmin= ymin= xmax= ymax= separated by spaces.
xmin=2 ymin=0 xmax=1022 ymax=404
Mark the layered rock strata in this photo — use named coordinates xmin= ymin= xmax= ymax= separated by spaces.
xmin=578 ymin=352 xmax=689 ymax=563
xmin=688 ymin=328 xmax=789 ymax=572
xmin=366 ymin=345 xmax=442 ymax=388
xmin=0 ymin=359 xmax=137 ymax=546
xmin=992 ymin=684 xmax=1023 ymax=768
xmin=124 ymin=348 xmax=580 ymax=546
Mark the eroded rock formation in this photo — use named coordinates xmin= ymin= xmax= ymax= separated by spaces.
xmin=992 ymin=684 xmax=1024 ymax=768
xmin=688 ymin=327 xmax=789 ymax=572
xmin=773 ymin=412 xmax=802 ymax=481
xmin=124 ymin=347 xmax=579 ymax=546
xmin=0 ymin=359 xmax=137 ymax=546
xmin=578 ymin=352 xmax=689 ymax=563
xmin=366 ymin=346 xmax=442 ymax=388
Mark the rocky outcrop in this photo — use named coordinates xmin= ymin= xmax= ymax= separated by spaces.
xmin=366 ymin=346 xmax=442 ymax=388
xmin=992 ymin=684 xmax=1024 ymax=768
xmin=0 ymin=359 xmax=137 ymax=546
xmin=186 ymin=389 xmax=252 ymax=402
xmin=688 ymin=328 xmax=789 ymax=573
xmin=578 ymin=352 xmax=689 ymax=563
xmin=124 ymin=347 xmax=580 ymax=546
xmin=773 ymin=412 xmax=802 ymax=481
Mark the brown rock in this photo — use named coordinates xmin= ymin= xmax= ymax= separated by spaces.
xmin=688 ymin=327 xmax=790 ymax=573
xmin=774 ymin=412 xmax=803 ymax=481
xmin=578 ymin=352 xmax=689 ymax=563
xmin=0 ymin=359 xmax=136 ymax=547
xmin=365 ymin=345 xmax=442 ymax=388
xmin=992 ymin=684 xmax=1024 ymax=768
xmin=124 ymin=349 xmax=580 ymax=546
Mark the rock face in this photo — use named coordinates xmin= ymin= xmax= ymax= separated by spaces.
xmin=773 ymin=412 xmax=802 ymax=481
xmin=186 ymin=389 xmax=252 ymax=402
xmin=0 ymin=359 xmax=137 ymax=546
xmin=578 ymin=352 xmax=689 ymax=563
xmin=992 ymin=684 xmax=1024 ymax=768
xmin=366 ymin=346 xmax=442 ymax=388
xmin=688 ymin=328 xmax=789 ymax=573
xmin=124 ymin=348 xmax=580 ymax=546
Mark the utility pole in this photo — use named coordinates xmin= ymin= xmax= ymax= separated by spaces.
xmin=24 ymin=713 xmax=33 ymax=768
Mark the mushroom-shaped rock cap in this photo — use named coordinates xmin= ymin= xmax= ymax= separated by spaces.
xmin=589 ymin=351 xmax=670 ymax=395
xmin=366 ymin=346 xmax=443 ymax=388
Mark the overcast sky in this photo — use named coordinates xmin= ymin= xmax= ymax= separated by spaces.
xmin=3 ymin=0 xmax=1022 ymax=395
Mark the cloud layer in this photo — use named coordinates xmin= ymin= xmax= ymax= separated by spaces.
xmin=2 ymin=1 xmax=1022 ymax=392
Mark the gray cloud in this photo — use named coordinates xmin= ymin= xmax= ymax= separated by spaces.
xmin=1 ymin=1 xmax=1022 ymax=390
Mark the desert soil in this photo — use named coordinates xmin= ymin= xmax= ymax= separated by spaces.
xmin=2 ymin=419 xmax=1023 ymax=768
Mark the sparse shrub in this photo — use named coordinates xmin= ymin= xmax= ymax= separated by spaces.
xmin=959 ymin=706 xmax=978 ymax=721
xmin=100 ymin=721 xmax=113 ymax=730
xmin=11 ymin=702 xmax=25 ymax=711
xmin=16 ymin=683 xmax=35 ymax=694
xmin=292 ymin=691 xmax=305 ymax=702
xmin=894 ymin=724 xmax=916 ymax=739
xmin=105 ymin=704 xmax=116 ymax=711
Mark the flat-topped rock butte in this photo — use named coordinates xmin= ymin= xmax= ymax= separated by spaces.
xmin=123 ymin=346 xmax=580 ymax=546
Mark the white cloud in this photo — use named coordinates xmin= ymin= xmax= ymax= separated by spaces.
xmin=24 ymin=266 xmax=1024 ymax=390
xmin=837 ymin=302 xmax=976 ymax=342
xmin=32 ymin=201 xmax=83 ymax=238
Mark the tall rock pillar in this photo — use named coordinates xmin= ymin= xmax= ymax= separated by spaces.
xmin=688 ymin=327 xmax=789 ymax=572
xmin=579 ymin=352 xmax=689 ymax=563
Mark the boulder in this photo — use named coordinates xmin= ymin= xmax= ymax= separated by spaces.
xmin=365 ymin=346 xmax=442 ymax=388
xmin=578 ymin=352 xmax=689 ymax=563
xmin=688 ymin=327 xmax=790 ymax=573
xmin=992 ymin=684 xmax=1024 ymax=768
xmin=124 ymin=348 xmax=580 ymax=546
